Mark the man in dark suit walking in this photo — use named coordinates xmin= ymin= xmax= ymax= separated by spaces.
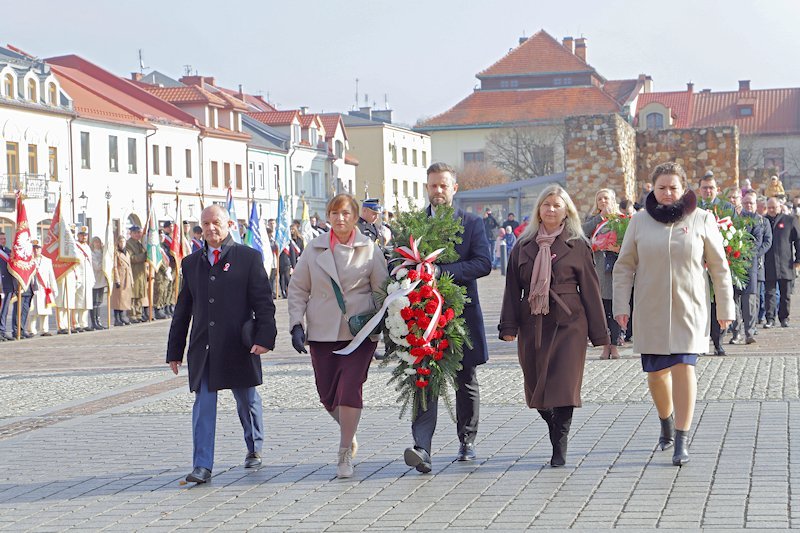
xmin=764 ymin=197 xmax=800 ymax=328
xmin=167 ymin=205 xmax=277 ymax=484
xmin=404 ymin=162 xmax=492 ymax=473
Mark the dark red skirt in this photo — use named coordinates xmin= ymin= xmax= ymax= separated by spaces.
xmin=308 ymin=340 xmax=377 ymax=411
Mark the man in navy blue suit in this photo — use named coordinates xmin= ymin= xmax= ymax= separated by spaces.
xmin=167 ymin=205 xmax=277 ymax=484
xmin=404 ymin=162 xmax=492 ymax=473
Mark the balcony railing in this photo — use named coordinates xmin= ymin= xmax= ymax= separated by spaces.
xmin=2 ymin=173 xmax=50 ymax=198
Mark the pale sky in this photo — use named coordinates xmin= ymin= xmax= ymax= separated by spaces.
xmin=4 ymin=0 xmax=800 ymax=125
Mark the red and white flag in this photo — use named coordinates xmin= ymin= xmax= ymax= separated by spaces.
xmin=8 ymin=192 xmax=35 ymax=290
xmin=42 ymin=194 xmax=80 ymax=281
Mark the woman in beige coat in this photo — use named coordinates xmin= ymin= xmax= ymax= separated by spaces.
xmin=287 ymin=194 xmax=389 ymax=479
xmin=111 ymin=235 xmax=134 ymax=326
xmin=613 ymin=162 xmax=735 ymax=466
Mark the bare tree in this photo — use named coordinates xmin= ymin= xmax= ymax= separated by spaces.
xmin=457 ymin=163 xmax=508 ymax=191
xmin=485 ymin=126 xmax=563 ymax=180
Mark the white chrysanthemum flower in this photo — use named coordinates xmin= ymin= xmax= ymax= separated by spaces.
xmin=404 ymin=368 xmax=417 ymax=375
xmin=396 ymin=267 xmax=408 ymax=279
xmin=400 ymin=278 xmax=412 ymax=290
xmin=387 ymin=282 xmax=400 ymax=294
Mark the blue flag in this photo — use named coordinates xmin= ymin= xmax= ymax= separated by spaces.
xmin=275 ymin=194 xmax=290 ymax=253
xmin=226 ymin=188 xmax=242 ymax=244
xmin=245 ymin=202 xmax=263 ymax=259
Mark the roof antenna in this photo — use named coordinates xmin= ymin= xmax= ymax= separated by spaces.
xmin=183 ymin=65 xmax=192 ymax=76
xmin=384 ymin=94 xmax=389 ymax=110
xmin=138 ymin=49 xmax=148 ymax=74
xmin=354 ymin=78 xmax=359 ymax=109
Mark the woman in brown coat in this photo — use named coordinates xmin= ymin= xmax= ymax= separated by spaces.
xmin=111 ymin=235 xmax=134 ymax=326
xmin=500 ymin=185 xmax=610 ymax=467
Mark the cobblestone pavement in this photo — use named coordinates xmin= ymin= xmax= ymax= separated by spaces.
xmin=0 ymin=270 xmax=799 ymax=531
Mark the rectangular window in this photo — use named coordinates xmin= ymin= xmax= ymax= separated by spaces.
xmin=392 ymin=178 xmax=398 ymax=195
xmin=48 ymin=147 xmax=58 ymax=181
xmin=185 ymin=149 xmax=192 ymax=178
xmin=258 ymin=163 xmax=265 ymax=189
xmin=152 ymin=144 xmax=160 ymax=175
xmin=390 ymin=144 xmax=397 ymax=163
xmin=412 ymin=149 xmax=418 ymax=166
xmin=413 ymin=181 xmax=418 ymax=198
xmin=402 ymin=180 xmax=408 ymax=197
xmin=463 ymin=151 xmax=485 ymax=165
xmin=165 ymin=146 xmax=172 ymax=176
xmin=224 ymin=163 xmax=231 ymax=188
xmin=311 ymin=171 xmax=320 ymax=197
xmin=248 ymin=162 xmax=255 ymax=189
xmin=128 ymin=138 xmax=137 ymax=173
xmin=348 ymin=179 xmax=353 ymax=193
xmin=28 ymin=144 xmax=38 ymax=175
xmin=211 ymin=161 xmax=219 ymax=188
xmin=292 ymin=124 xmax=301 ymax=143
xmin=294 ymin=170 xmax=302 ymax=193
xmin=273 ymin=164 xmax=280 ymax=190
xmin=6 ymin=142 xmax=19 ymax=176
xmin=235 ymin=164 xmax=242 ymax=190
xmin=80 ymin=132 xmax=90 ymax=169
xmin=402 ymin=147 xmax=408 ymax=165
xmin=763 ymin=148 xmax=785 ymax=172
xmin=108 ymin=135 xmax=118 ymax=172
xmin=422 ymin=151 xmax=427 ymax=167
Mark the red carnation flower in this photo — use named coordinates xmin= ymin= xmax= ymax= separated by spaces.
xmin=407 ymin=270 xmax=418 ymax=281
xmin=417 ymin=367 xmax=432 ymax=376
xmin=423 ymin=345 xmax=436 ymax=355
xmin=418 ymin=316 xmax=431 ymax=328
xmin=726 ymin=245 xmax=733 ymax=254
xmin=420 ymin=285 xmax=434 ymax=299
xmin=425 ymin=300 xmax=438 ymax=315
xmin=733 ymin=250 xmax=741 ymax=258
xmin=433 ymin=329 xmax=443 ymax=339
xmin=433 ymin=351 xmax=444 ymax=361
xmin=438 ymin=316 xmax=447 ymax=327
xmin=406 ymin=333 xmax=420 ymax=346
xmin=410 ymin=347 xmax=425 ymax=357
xmin=407 ymin=291 xmax=421 ymax=304
xmin=407 ymin=320 xmax=417 ymax=330
xmin=439 ymin=339 xmax=449 ymax=350
xmin=416 ymin=379 xmax=429 ymax=388
xmin=445 ymin=308 xmax=455 ymax=321
xmin=420 ymin=271 xmax=433 ymax=282
xmin=400 ymin=307 xmax=414 ymax=321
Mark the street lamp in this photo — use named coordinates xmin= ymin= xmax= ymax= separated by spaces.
xmin=79 ymin=191 xmax=88 ymax=225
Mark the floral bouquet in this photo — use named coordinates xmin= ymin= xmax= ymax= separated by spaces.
xmin=715 ymin=215 xmax=755 ymax=290
xmin=378 ymin=205 xmax=472 ymax=421
xmin=603 ymin=213 xmax=631 ymax=248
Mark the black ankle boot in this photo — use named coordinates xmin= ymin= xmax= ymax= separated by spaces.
xmin=113 ymin=311 xmax=124 ymax=327
xmin=659 ymin=414 xmax=675 ymax=450
xmin=94 ymin=307 xmax=106 ymax=329
xmin=673 ymin=429 xmax=690 ymax=466
xmin=549 ymin=406 xmax=573 ymax=467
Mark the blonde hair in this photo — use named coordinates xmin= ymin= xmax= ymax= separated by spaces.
xmin=519 ymin=185 xmax=588 ymax=245
xmin=594 ymin=188 xmax=620 ymax=216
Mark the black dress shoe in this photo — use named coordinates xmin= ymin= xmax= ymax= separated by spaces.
xmin=455 ymin=442 xmax=476 ymax=461
xmin=781 ymin=320 xmax=789 ymax=328
xmin=185 ymin=467 xmax=211 ymax=483
xmin=764 ymin=320 xmax=775 ymax=329
xmin=404 ymin=447 xmax=432 ymax=473
xmin=244 ymin=451 xmax=262 ymax=468
xmin=57 ymin=329 xmax=68 ymax=335
xmin=713 ymin=346 xmax=726 ymax=356
xmin=41 ymin=332 xmax=52 ymax=337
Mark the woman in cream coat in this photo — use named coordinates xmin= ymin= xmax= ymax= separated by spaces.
xmin=613 ymin=162 xmax=734 ymax=466
xmin=287 ymin=194 xmax=389 ymax=479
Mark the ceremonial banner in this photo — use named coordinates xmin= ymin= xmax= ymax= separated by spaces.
xmin=226 ymin=188 xmax=242 ymax=244
xmin=300 ymin=198 xmax=315 ymax=245
xmin=8 ymin=193 xmax=35 ymax=290
xmin=42 ymin=194 xmax=79 ymax=281
xmin=145 ymin=200 xmax=163 ymax=271
xmin=244 ymin=201 xmax=264 ymax=259
xmin=102 ymin=200 xmax=115 ymax=287
xmin=275 ymin=194 xmax=290 ymax=254
xmin=169 ymin=199 xmax=189 ymax=268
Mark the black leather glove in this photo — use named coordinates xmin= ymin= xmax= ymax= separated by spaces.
xmin=291 ymin=324 xmax=307 ymax=354
xmin=115 ymin=282 xmax=121 ymax=288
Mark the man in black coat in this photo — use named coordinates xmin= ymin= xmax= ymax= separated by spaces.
xmin=731 ymin=191 xmax=772 ymax=344
xmin=0 ymin=231 xmax=13 ymax=341
xmin=167 ymin=205 xmax=277 ymax=484
xmin=764 ymin=197 xmax=800 ymax=328
xmin=404 ymin=162 xmax=492 ymax=473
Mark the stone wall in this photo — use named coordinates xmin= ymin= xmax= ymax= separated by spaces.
xmin=636 ymin=126 xmax=739 ymax=193
xmin=564 ymin=114 xmax=637 ymax=215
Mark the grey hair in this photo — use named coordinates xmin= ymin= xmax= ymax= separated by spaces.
xmin=201 ymin=204 xmax=230 ymax=222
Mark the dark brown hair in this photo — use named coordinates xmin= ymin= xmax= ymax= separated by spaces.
xmin=427 ymin=162 xmax=457 ymax=180
xmin=650 ymin=161 xmax=687 ymax=184
xmin=326 ymin=193 xmax=359 ymax=217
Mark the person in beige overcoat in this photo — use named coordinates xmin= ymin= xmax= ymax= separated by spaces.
xmin=111 ymin=235 xmax=134 ymax=326
xmin=613 ymin=161 xmax=735 ymax=467
xmin=500 ymin=185 xmax=610 ymax=467
xmin=287 ymin=193 xmax=389 ymax=479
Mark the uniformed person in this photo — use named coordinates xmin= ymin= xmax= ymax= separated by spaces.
xmin=357 ymin=199 xmax=383 ymax=243
xmin=126 ymin=225 xmax=149 ymax=322
xmin=153 ymin=225 xmax=175 ymax=319
xmin=71 ymin=226 xmax=96 ymax=332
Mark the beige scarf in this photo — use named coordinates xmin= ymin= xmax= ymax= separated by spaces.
xmin=528 ymin=223 xmax=564 ymax=315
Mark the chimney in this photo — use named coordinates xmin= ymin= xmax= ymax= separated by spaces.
xmin=372 ymin=109 xmax=393 ymax=124
xmin=562 ymin=36 xmax=574 ymax=54
xmin=701 ymin=88 xmax=711 ymax=94
xmin=130 ymin=72 xmax=143 ymax=82
xmin=687 ymin=82 xmax=694 ymax=93
xmin=574 ymin=37 xmax=587 ymax=62
xmin=739 ymin=80 xmax=751 ymax=91
xmin=518 ymin=36 xmax=528 ymax=45
xmin=299 ymin=106 xmax=309 ymax=115
xmin=359 ymin=106 xmax=372 ymax=119
xmin=643 ymin=75 xmax=653 ymax=93
xmin=237 ymin=84 xmax=244 ymax=98
xmin=180 ymin=75 xmax=203 ymax=86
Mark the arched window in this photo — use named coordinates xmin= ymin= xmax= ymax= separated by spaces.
xmin=36 ymin=219 xmax=52 ymax=243
xmin=27 ymin=78 xmax=37 ymax=102
xmin=3 ymin=74 xmax=12 ymax=98
xmin=0 ymin=217 xmax=15 ymax=243
xmin=646 ymin=112 xmax=664 ymax=130
xmin=48 ymin=82 xmax=57 ymax=105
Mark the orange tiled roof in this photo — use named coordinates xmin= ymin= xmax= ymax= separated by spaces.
xmin=298 ymin=114 xmax=322 ymax=128
xmin=603 ymin=79 xmax=641 ymax=105
xmin=209 ymin=88 xmax=249 ymax=111
xmin=478 ymin=30 xmax=594 ymax=78
xmin=418 ymin=86 xmax=622 ymax=129
xmin=344 ymin=153 xmax=359 ymax=165
xmin=637 ymin=87 xmax=800 ymax=135
xmin=249 ymin=110 xmax=300 ymax=126
xmin=145 ymin=85 xmax=227 ymax=107
xmin=216 ymin=87 xmax=276 ymax=112
xmin=320 ymin=114 xmax=346 ymax=140
xmin=50 ymin=68 xmax=150 ymax=127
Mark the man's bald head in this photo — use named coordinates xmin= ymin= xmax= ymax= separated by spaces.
xmin=201 ymin=204 xmax=232 ymax=247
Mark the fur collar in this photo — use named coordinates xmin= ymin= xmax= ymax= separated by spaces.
xmin=645 ymin=189 xmax=697 ymax=224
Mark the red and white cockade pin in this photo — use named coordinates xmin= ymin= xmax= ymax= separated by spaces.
xmin=682 ymin=227 xmax=689 ymax=234
xmin=551 ymin=253 xmax=557 ymax=259
xmin=223 ymin=262 xmax=230 ymax=272
xmin=779 ymin=222 xmax=785 ymax=229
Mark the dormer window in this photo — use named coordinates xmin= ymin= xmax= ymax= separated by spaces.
xmin=3 ymin=74 xmax=12 ymax=98
xmin=739 ymin=106 xmax=753 ymax=117
xmin=310 ymin=127 xmax=318 ymax=146
xmin=48 ymin=82 xmax=57 ymax=106
xmin=646 ymin=112 xmax=664 ymax=130
xmin=27 ymin=78 xmax=37 ymax=102
xmin=207 ymin=107 xmax=217 ymax=128
xmin=292 ymin=123 xmax=301 ymax=143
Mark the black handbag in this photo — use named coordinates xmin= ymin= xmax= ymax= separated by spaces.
xmin=241 ymin=313 xmax=257 ymax=347
xmin=330 ymin=277 xmax=383 ymax=337
xmin=604 ymin=251 xmax=618 ymax=273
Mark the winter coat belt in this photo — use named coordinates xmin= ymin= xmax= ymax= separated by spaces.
xmin=527 ymin=283 xmax=577 ymax=350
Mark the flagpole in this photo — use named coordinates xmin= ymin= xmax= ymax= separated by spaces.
xmin=16 ymin=286 xmax=22 ymax=340
xmin=107 ymin=199 xmax=112 ymax=329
